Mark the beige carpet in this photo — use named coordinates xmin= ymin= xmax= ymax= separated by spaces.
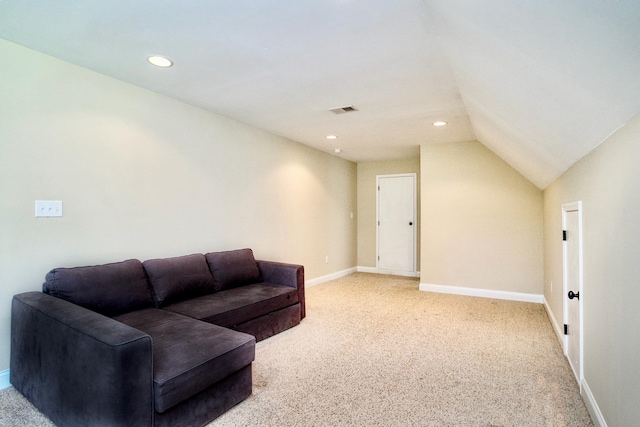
xmin=0 ymin=273 xmax=593 ymax=426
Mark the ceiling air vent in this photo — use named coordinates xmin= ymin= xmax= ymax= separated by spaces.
xmin=329 ymin=105 xmax=358 ymax=114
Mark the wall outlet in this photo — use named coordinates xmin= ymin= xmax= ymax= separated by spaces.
xmin=325 ymin=255 xmax=329 ymax=264
xmin=35 ymin=200 xmax=63 ymax=217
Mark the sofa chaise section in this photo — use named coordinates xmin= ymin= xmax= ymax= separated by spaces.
xmin=113 ymin=308 xmax=255 ymax=426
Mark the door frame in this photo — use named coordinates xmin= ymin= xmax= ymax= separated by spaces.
xmin=376 ymin=173 xmax=417 ymax=277
xmin=562 ymin=201 xmax=584 ymax=389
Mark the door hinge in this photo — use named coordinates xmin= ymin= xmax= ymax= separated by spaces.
xmin=378 ymin=185 xmax=380 ymax=191
xmin=377 ymin=256 xmax=380 ymax=261
xmin=564 ymin=324 xmax=568 ymax=335
xmin=563 ymin=230 xmax=567 ymax=241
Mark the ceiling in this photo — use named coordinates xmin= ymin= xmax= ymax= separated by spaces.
xmin=1 ymin=0 xmax=639 ymax=189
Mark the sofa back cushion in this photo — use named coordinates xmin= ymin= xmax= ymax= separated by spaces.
xmin=143 ymin=254 xmax=215 ymax=307
xmin=42 ymin=259 xmax=154 ymax=317
xmin=205 ymin=249 xmax=262 ymax=292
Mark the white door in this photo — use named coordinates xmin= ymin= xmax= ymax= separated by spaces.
xmin=563 ymin=202 xmax=583 ymax=386
xmin=377 ymin=174 xmax=416 ymax=275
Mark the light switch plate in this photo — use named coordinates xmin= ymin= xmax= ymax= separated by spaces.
xmin=35 ymin=200 xmax=63 ymax=217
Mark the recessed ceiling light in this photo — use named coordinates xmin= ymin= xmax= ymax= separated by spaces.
xmin=433 ymin=121 xmax=448 ymax=127
xmin=326 ymin=135 xmax=338 ymax=140
xmin=334 ymin=148 xmax=342 ymax=154
xmin=147 ymin=55 xmax=173 ymax=68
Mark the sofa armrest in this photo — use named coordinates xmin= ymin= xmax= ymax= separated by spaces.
xmin=256 ymin=261 xmax=305 ymax=319
xmin=11 ymin=292 xmax=153 ymax=427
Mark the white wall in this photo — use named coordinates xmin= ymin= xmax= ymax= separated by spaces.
xmin=420 ymin=141 xmax=543 ymax=295
xmin=543 ymin=114 xmax=640 ymax=426
xmin=0 ymin=39 xmax=357 ymax=371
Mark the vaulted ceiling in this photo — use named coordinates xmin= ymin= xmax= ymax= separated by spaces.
xmin=1 ymin=0 xmax=639 ymax=188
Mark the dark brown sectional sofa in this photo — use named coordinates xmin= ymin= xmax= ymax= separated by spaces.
xmin=10 ymin=248 xmax=304 ymax=427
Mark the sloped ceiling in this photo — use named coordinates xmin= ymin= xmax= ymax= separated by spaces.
xmin=1 ymin=0 xmax=639 ymax=189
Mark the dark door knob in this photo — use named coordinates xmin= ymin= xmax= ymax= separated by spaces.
xmin=409 ymin=222 xmax=413 ymax=226
xmin=568 ymin=291 xmax=580 ymax=300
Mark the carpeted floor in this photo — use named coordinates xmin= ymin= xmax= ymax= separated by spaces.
xmin=0 ymin=273 xmax=593 ymax=426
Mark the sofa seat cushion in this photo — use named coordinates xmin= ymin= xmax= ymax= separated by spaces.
xmin=113 ymin=308 xmax=255 ymax=413
xmin=164 ymin=283 xmax=298 ymax=328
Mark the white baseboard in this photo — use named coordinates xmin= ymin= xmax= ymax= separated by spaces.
xmin=305 ymin=267 xmax=357 ymax=288
xmin=0 ymin=369 xmax=10 ymax=390
xmin=419 ymin=283 xmax=544 ymax=304
xmin=543 ymin=297 xmax=564 ymax=346
xmin=582 ymin=378 xmax=607 ymax=427
xmin=357 ymin=266 xmax=420 ymax=278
